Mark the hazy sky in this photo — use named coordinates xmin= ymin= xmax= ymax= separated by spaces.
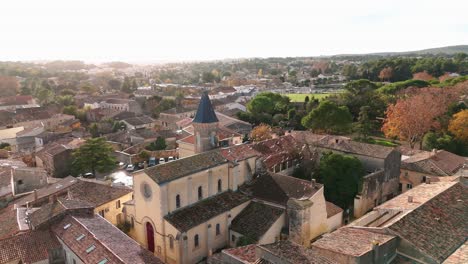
xmin=1 ymin=0 xmax=467 ymax=62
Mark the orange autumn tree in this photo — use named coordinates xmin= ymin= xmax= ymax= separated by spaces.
xmin=378 ymin=67 xmax=393 ymax=82
xmin=382 ymin=88 xmax=457 ymax=149
xmin=250 ymin=124 xmax=273 ymax=142
xmin=448 ymin=109 xmax=468 ymax=143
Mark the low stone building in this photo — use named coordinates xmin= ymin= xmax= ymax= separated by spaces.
xmin=400 ymin=149 xmax=466 ymax=193
xmin=35 ymin=138 xmax=85 ymax=178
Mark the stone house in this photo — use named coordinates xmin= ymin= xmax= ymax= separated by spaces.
xmin=0 ymin=200 xmax=163 ymax=264
xmin=400 ymin=149 xmax=466 ymax=193
xmin=122 ymin=115 xmax=157 ymax=130
xmin=14 ymin=176 xmax=133 ymax=227
xmin=12 ymin=167 xmax=48 ymax=196
xmin=35 ymin=138 xmax=85 ymax=178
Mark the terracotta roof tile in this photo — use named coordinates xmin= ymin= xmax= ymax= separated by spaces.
xmin=312 ymin=227 xmax=396 ymax=257
xmin=0 ymin=230 xmax=61 ymax=264
xmin=222 ymin=244 xmax=258 ymax=263
xmin=0 ymin=204 xmax=20 ymax=240
xmin=326 ymin=202 xmax=343 ymax=218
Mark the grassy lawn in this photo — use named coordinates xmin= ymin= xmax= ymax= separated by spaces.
xmin=286 ymin=93 xmax=333 ymax=102
xmin=356 ymin=137 xmax=399 ymax=147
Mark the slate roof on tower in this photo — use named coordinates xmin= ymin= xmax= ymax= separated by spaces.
xmin=193 ymin=92 xmax=219 ymax=123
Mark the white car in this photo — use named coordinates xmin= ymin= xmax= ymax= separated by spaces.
xmin=168 ymin=156 xmax=174 ymax=162
xmin=126 ymin=164 xmax=135 ymax=172
xmin=159 ymin=158 xmax=165 ymax=164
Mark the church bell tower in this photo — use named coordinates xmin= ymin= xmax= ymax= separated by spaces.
xmin=192 ymin=91 xmax=219 ymax=153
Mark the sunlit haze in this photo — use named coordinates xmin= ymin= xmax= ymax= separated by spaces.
xmin=1 ymin=0 xmax=467 ymax=62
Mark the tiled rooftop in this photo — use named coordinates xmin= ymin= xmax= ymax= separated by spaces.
xmin=223 ymin=244 xmax=258 ymax=263
xmin=230 ymin=201 xmax=284 ymax=241
xmin=312 ymin=227 xmax=396 ymax=257
xmin=144 ymin=150 xmax=228 ymax=184
xmin=28 ymin=198 xmax=93 ymax=228
xmin=443 ymin=241 xmax=467 ymax=264
xmin=402 ymin=150 xmax=466 ymax=176
xmin=387 ymin=182 xmax=467 ymax=263
xmin=52 ymin=214 xmax=163 ymax=264
xmin=66 ymin=180 xmax=132 ymax=207
xmin=259 ymin=240 xmax=337 ymax=264
xmin=325 ymin=202 xmax=343 ymax=218
xmin=240 ymin=172 xmax=322 ymax=206
xmin=0 ymin=230 xmax=61 ymax=264
xmin=0 ymin=204 xmax=19 ymax=240
xmin=164 ymin=190 xmax=249 ymax=232
xmin=292 ymin=131 xmax=395 ymax=159
xmin=15 ymin=177 xmax=131 ymax=208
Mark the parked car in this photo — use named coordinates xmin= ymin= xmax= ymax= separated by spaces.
xmin=168 ymin=156 xmax=174 ymax=162
xmin=126 ymin=164 xmax=135 ymax=172
xmin=83 ymin=172 xmax=94 ymax=178
xmin=149 ymin=157 xmax=156 ymax=166
xmin=159 ymin=158 xmax=165 ymax=164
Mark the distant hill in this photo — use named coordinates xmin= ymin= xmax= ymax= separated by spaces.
xmin=331 ymin=45 xmax=468 ymax=58
xmin=373 ymin=45 xmax=468 ymax=56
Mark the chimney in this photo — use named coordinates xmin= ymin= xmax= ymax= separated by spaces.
xmin=33 ymin=189 xmax=38 ymax=202
xmin=311 ymin=179 xmax=316 ymax=187
xmin=143 ymin=161 xmax=148 ymax=169
xmin=432 ymin=149 xmax=437 ymax=154
xmin=372 ymin=242 xmax=380 ymax=263
xmin=208 ymin=249 xmax=213 ymax=257
xmin=407 ymin=195 xmax=413 ymax=203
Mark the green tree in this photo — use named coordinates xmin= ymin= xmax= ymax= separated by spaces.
xmin=139 ymin=150 xmax=150 ymax=160
xmin=146 ymin=136 xmax=167 ymax=151
xmin=355 ymin=106 xmax=372 ymax=139
xmin=315 ymin=152 xmax=364 ymax=209
xmin=112 ymin=121 xmax=126 ymax=132
xmin=89 ymin=123 xmax=99 ymax=138
xmin=302 ymin=100 xmax=352 ymax=134
xmin=72 ymin=137 xmax=117 ymax=176
xmin=121 ymin=77 xmax=132 ymax=93
xmin=202 ymin=71 xmax=216 ymax=83
xmin=63 ymin=105 xmax=77 ymax=116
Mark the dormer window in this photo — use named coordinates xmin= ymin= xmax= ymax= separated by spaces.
xmin=86 ymin=245 xmax=96 ymax=253
xmin=76 ymin=234 xmax=85 ymax=241
xmin=63 ymin=223 xmax=71 ymax=230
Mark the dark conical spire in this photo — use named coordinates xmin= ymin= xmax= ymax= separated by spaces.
xmin=193 ymin=91 xmax=218 ymax=123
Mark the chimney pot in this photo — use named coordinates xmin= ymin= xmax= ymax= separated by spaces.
xmin=408 ymin=195 xmax=413 ymax=203
xmin=33 ymin=189 xmax=38 ymax=201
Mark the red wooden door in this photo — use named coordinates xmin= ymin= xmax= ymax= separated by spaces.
xmin=146 ymin=222 xmax=155 ymax=252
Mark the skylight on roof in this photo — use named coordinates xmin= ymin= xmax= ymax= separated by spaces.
xmin=86 ymin=245 xmax=96 ymax=253
xmin=76 ymin=234 xmax=85 ymax=241
xmin=63 ymin=223 xmax=71 ymax=229
xmin=98 ymin=259 xmax=108 ymax=264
